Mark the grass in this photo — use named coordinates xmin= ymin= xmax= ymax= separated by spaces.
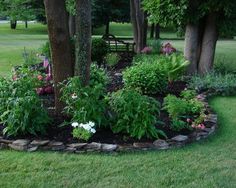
xmin=0 ymin=22 xmax=236 ymax=187
xmin=0 ymin=97 xmax=236 ymax=187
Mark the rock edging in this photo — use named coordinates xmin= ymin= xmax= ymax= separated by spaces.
xmin=0 ymin=93 xmax=217 ymax=153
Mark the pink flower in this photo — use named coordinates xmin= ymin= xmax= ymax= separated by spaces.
xmin=45 ymin=74 xmax=52 ymax=81
xmin=44 ymin=85 xmax=54 ymax=94
xmin=36 ymin=88 xmax=44 ymax=95
xmin=37 ymin=75 xmax=43 ymax=81
xmin=141 ymin=47 xmax=152 ymax=54
xmin=187 ymin=118 xmax=191 ymax=123
xmin=12 ymin=75 xmax=18 ymax=81
xmin=191 ymin=124 xmax=196 ymax=128
xmin=161 ymin=43 xmax=176 ymax=55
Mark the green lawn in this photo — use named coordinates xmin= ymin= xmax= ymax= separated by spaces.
xmin=0 ymin=22 xmax=236 ymax=188
xmin=0 ymin=97 xmax=236 ymax=188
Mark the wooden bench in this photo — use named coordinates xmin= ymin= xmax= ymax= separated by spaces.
xmin=102 ymin=34 xmax=135 ymax=54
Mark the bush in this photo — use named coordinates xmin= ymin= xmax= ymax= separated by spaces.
xmin=104 ymin=53 xmax=121 ymax=67
xmin=41 ymin=41 xmax=51 ymax=60
xmin=147 ymin=39 xmax=162 ymax=54
xmin=61 ymin=65 xmax=109 ymax=127
xmin=108 ymin=89 xmax=165 ymax=139
xmin=91 ymin=38 xmax=108 ymax=65
xmin=0 ymin=72 xmax=50 ymax=136
xmin=163 ymin=90 xmax=205 ymax=131
xmin=123 ymin=62 xmax=168 ymax=95
xmin=22 ymin=48 xmax=41 ymax=66
xmin=188 ymin=72 xmax=236 ymax=95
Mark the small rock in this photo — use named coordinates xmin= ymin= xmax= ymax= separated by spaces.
xmin=101 ymin=144 xmax=118 ymax=152
xmin=13 ymin=139 xmax=30 ymax=146
xmin=30 ymin=140 xmax=50 ymax=147
xmin=27 ymin=146 xmax=38 ymax=152
xmin=117 ymin=145 xmax=134 ymax=152
xmin=67 ymin=143 xmax=87 ymax=149
xmin=153 ymin=139 xmax=169 ymax=149
xmin=114 ymin=73 xmax=122 ymax=77
xmin=0 ymin=138 xmax=13 ymax=144
xmin=48 ymin=141 xmax=65 ymax=151
xmin=205 ymin=114 xmax=217 ymax=123
xmin=171 ymin=135 xmax=188 ymax=142
xmin=84 ymin=142 xmax=101 ymax=151
xmin=64 ymin=147 xmax=76 ymax=153
xmin=133 ymin=142 xmax=154 ymax=148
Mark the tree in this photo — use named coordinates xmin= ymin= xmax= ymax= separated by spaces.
xmin=130 ymin=0 xmax=148 ymax=53
xmin=44 ymin=0 xmax=74 ymax=114
xmin=74 ymin=0 xmax=92 ymax=86
xmin=143 ymin=0 xmax=236 ymax=75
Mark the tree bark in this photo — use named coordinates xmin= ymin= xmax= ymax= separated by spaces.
xmin=184 ymin=23 xmax=200 ymax=75
xmin=155 ymin=24 xmax=160 ymax=39
xmin=75 ymin=0 xmax=92 ymax=86
xmin=150 ymin=23 xmax=154 ymax=39
xmin=10 ymin=20 xmax=17 ymax=29
xmin=105 ymin=19 xmax=110 ymax=35
xmin=130 ymin=0 xmax=148 ymax=53
xmin=69 ymin=14 xmax=76 ymax=37
xmin=25 ymin=21 xmax=28 ymax=29
xmin=198 ymin=12 xmax=218 ymax=75
xmin=44 ymin=0 xmax=74 ymax=114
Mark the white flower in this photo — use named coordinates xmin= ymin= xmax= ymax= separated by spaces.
xmin=71 ymin=93 xmax=78 ymax=99
xmin=72 ymin=122 xmax=79 ymax=128
xmin=83 ymin=124 xmax=91 ymax=131
xmin=90 ymin=128 xmax=96 ymax=134
xmin=88 ymin=121 xmax=95 ymax=127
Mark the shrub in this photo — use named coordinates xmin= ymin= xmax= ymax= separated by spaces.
xmin=104 ymin=53 xmax=121 ymax=67
xmin=22 ymin=48 xmax=41 ymax=66
xmin=147 ymin=39 xmax=162 ymax=54
xmin=91 ymin=38 xmax=108 ymax=65
xmin=188 ymin=72 xmax=236 ymax=95
xmin=108 ymin=89 xmax=165 ymax=139
xmin=163 ymin=90 xmax=205 ymax=131
xmin=0 ymin=74 xmax=50 ymax=136
xmin=61 ymin=65 xmax=109 ymax=127
xmin=41 ymin=41 xmax=51 ymax=60
xmin=123 ymin=62 xmax=168 ymax=95
xmin=71 ymin=122 xmax=96 ymax=141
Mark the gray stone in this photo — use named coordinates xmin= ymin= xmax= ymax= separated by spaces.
xmin=114 ymin=73 xmax=122 ymax=77
xmin=133 ymin=142 xmax=154 ymax=148
xmin=64 ymin=147 xmax=76 ymax=153
xmin=205 ymin=114 xmax=217 ymax=123
xmin=153 ymin=139 xmax=169 ymax=149
xmin=48 ymin=141 xmax=65 ymax=151
xmin=67 ymin=143 xmax=87 ymax=149
xmin=9 ymin=139 xmax=30 ymax=150
xmin=117 ymin=145 xmax=134 ymax=152
xmin=0 ymin=138 xmax=13 ymax=144
xmin=13 ymin=139 xmax=30 ymax=146
xmin=84 ymin=142 xmax=102 ymax=151
xmin=30 ymin=140 xmax=50 ymax=147
xmin=171 ymin=135 xmax=188 ymax=142
xmin=27 ymin=146 xmax=38 ymax=152
xmin=0 ymin=143 xmax=8 ymax=150
xmin=101 ymin=144 xmax=118 ymax=152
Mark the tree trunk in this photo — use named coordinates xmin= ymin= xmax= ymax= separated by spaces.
xmin=130 ymin=0 xmax=147 ymax=53
xmin=155 ymin=24 xmax=160 ymax=39
xmin=150 ymin=23 xmax=154 ymax=39
xmin=105 ymin=19 xmax=110 ymax=35
xmin=25 ymin=21 xmax=28 ymax=29
xmin=69 ymin=15 xmax=76 ymax=37
xmin=10 ymin=20 xmax=17 ymax=29
xmin=198 ymin=12 xmax=218 ymax=75
xmin=44 ymin=0 xmax=74 ymax=114
xmin=75 ymin=0 xmax=92 ymax=86
xmin=184 ymin=23 xmax=200 ymax=74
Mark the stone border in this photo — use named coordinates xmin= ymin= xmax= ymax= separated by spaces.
xmin=0 ymin=93 xmax=217 ymax=153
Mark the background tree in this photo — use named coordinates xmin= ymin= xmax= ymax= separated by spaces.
xmin=130 ymin=0 xmax=148 ymax=53
xmin=143 ymin=0 xmax=236 ymax=75
xmin=44 ymin=0 xmax=74 ymax=114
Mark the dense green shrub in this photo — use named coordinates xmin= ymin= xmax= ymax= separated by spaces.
xmin=61 ymin=65 xmax=109 ymax=127
xmin=188 ymin=72 xmax=236 ymax=95
xmin=104 ymin=53 xmax=121 ymax=67
xmin=163 ymin=90 xmax=205 ymax=131
xmin=91 ymin=38 xmax=108 ymax=64
xmin=0 ymin=71 xmax=50 ymax=136
xmin=123 ymin=62 xmax=168 ymax=95
xmin=108 ymin=89 xmax=165 ymax=139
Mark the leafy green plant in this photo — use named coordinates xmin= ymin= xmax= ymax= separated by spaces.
xmin=22 ymin=48 xmax=41 ymax=66
xmin=104 ymin=53 xmax=121 ymax=67
xmin=0 ymin=72 xmax=50 ymax=136
xmin=189 ymin=72 xmax=236 ymax=95
xmin=71 ymin=122 xmax=96 ymax=141
xmin=41 ymin=41 xmax=51 ymax=60
xmin=108 ymin=89 xmax=165 ymax=139
xmin=91 ymin=38 xmax=108 ymax=65
xmin=147 ymin=39 xmax=162 ymax=54
xmin=61 ymin=65 xmax=109 ymax=127
xmin=123 ymin=62 xmax=168 ymax=95
xmin=163 ymin=90 xmax=205 ymax=131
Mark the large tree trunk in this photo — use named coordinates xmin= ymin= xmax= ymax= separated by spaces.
xmin=184 ymin=23 xmax=200 ymax=74
xmin=105 ymin=19 xmax=110 ymax=35
xmin=130 ymin=0 xmax=147 ymax=53
xmin=69 ymin=15 xmax=76 ymax=37
xmin=155 ymin=24 xmax=160 ymax=39
xmin=44 ymin=0 xmax=74 ymax=114
xmin=10 ymin=20 xmax=17 ymax=29
xmin=75 ymin=0 xmax=92 ymax=86
xmin=198 ymin=12 xmax=218 ymax=75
